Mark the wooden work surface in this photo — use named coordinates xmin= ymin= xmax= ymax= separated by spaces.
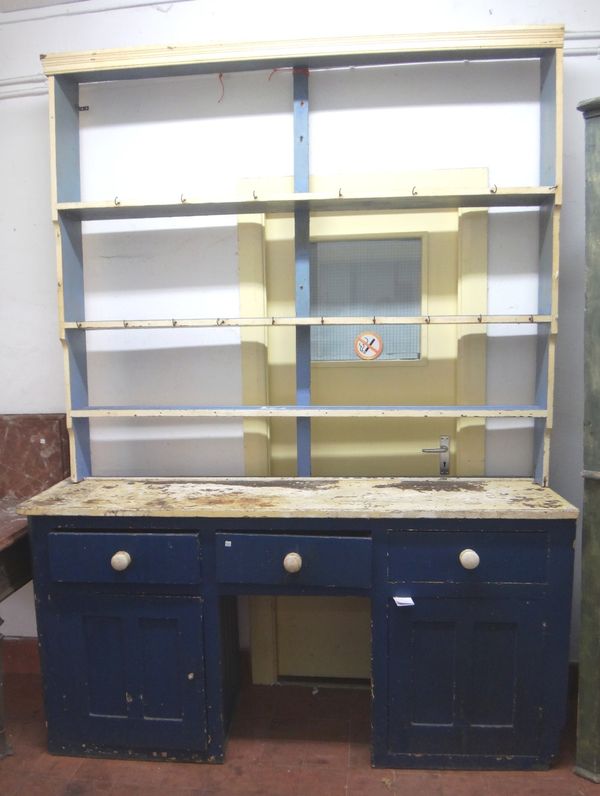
xmin=17 ymin=477 xmax=578 ymax=521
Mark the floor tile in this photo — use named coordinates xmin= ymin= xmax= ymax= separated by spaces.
xmin=291 ymin=766 xmax=348 ymax=795
xmin=436 ymin=770 xmax=493 ymax=796
xmin=348 ymin=739 xmax=372 ymax=768
xmin=208 ymin=764 xmax=301 ymax=796
xmin=224 ymin=735 xmax=265 ymax=764
xmin=347 ymin=767 xmax=399 ymax=795
xmin=0 ymin=766 xmax=30 ymax=796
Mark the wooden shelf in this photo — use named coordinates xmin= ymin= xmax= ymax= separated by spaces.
xmin=70 ymin=405 xmax=547 ymax=419
xmin=40 ymin=25 xmax=564 ymax=82
xmin=63 ymin=314 xmax=553 ymax=330
xmin=56 ymin=187 xmax=557 ymax=221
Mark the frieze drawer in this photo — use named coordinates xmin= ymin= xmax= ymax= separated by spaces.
xmin=386 ymin=530 xmax=548 ymax=584
xmin=48 ymin=531 xmax=202 ymax=585
xmin=216 ymin=533 xmax=371 ymax=588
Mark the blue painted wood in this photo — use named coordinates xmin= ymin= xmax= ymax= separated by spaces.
xmin=218 ymin=596 xmax=241 ymax=736
xmin=386 ymin=530 xmax=549 ymax=584
xmin=293 ymin=69 xmax=309 ymax=193
xmin=196 ymin=531 xmax=237 ymax=762
xmin=540 ymin=52 xmax=558 ymax=188
xmin=60 ymin=219 xmax=85 ymax=322
xmin=29 ymin=521 xmax=209 ymax=761
xmin=48 ymin=532 xmax=202 ymax=585
xmin=31 ymin=514 xmax=566 ymax=535
xmin=28 ymin=514 xmax=575 ymax=768
xmin=61 ymin=215 xmax=91 ymax=480
xmin=53 ymin=77 xmax=81 ymax=203
xmin=294 ymin=67 xmax=311 ymax=476
xmin=45 ymin=592 xmax=207 ymax=756
xmin=382 ymin=596 xmax=545 ymax=760
xmin=65 ymin=331 xmax=88 ymax=410
xmin=71 ymin=417 xmax=92 ymax=480
xmin=215 ymin=533 xmax=371 ymax=588
xmin=371 ymin=521 xmax=575 ymax=769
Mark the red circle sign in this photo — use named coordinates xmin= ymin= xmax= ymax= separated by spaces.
xmin=354 ymin=331 xmax=383 ymax=361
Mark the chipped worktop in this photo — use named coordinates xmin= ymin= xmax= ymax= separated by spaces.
xmin=17 ymin=477 xmax=578 ymax=521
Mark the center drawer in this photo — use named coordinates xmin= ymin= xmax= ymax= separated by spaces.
xmin=48 ymin=531 xmax=202 ymax=585
xmin=215 ymin=533 xmax=371 ymax=589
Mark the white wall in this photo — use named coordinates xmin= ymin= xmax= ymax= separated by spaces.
xmin=0 ymin=0 xmax=598 ymax=656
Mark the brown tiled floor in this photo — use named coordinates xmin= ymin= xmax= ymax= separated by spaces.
xmin=0 ymin=673 xmax=596 ymax=796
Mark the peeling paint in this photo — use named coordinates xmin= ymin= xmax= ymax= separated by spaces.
xmin=18 ymin=477 xmax=578 ymax=520
xmin=374 ymin=480 xmax=484 ymax=493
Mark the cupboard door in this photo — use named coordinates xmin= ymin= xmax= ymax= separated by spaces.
xmin=43 ymin=593 xmax=207 ymax=755
xmin=385 ymin=596 xmax=545 ymax=759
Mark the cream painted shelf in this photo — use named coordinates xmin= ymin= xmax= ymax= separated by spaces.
xmin=70 ymin=405 xmax=547 ymax=419
xmin=63 ymin=314 xmax=552 ymax=331
xmin=56 ymin=187 xmax=558 ymax=221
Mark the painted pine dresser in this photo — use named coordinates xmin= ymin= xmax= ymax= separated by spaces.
xmin=20 ymin=477 xmax=576 ymax=768
xmin=19 ymin=26 xmax=578 ymax=770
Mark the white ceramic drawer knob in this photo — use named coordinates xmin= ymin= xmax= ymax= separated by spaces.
xmin=283 ymin=552 xmax=302 ymax=574
xmin=459 ymin=548 xmax=480 ymax=570
xmin=110 ymin=550 xmax=132 ymax=572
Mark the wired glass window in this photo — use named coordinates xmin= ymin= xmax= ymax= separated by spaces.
xmin=310 ymin=238 xmax=422 ymax=362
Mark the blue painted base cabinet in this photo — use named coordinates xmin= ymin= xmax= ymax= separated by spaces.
xmin=372 ymin=522 xmax=574 ymax=769
xmin=44 ymin=594 xmax=207 ymax=757
xmin=27 ymin=513 xmax=575 ymax=769
xmin=378 ymin=597 xmax=546 ymax=765
xmin=31 ymin=524 xmax=237 ymax=762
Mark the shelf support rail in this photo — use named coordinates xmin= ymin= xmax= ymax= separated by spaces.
xmin=294 ymin=66 xmax=311 ymax=476
xmin=53 ymin=76 xmax=91 ymax=482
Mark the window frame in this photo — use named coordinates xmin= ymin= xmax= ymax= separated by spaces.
xmin=309 ymin=229 xmax=429 ymax=370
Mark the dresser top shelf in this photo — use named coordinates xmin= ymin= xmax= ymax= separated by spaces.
xmin=40 ymin=25 xmax=564 ymax=81
xmin=18 ymin=477 xmax=578 ymax=520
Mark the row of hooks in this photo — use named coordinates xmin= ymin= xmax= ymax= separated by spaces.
xmin=109 ymin=185 xmax=558 ymax=207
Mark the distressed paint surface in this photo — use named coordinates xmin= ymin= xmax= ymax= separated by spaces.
xmin=576 ymin=96 xmax=600 ymax=783
xmin=29 ymin=513 xmax=575 ymax=768
xmin=18 ymin=477 xmax=578 ymax=520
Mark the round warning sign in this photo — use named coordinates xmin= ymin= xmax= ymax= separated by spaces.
xmin=354 ymin=331 xmax=383 ymax=361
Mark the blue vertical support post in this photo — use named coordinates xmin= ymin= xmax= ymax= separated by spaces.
xmin=294 ymin=67 xmax=311 ymax=475
xmin=53 ymin=76 xmax=91 ymax=481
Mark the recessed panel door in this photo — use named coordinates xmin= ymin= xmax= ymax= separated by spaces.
xmin=43 ymin=593 xmax=207 ymax=754
xmin=385 ymin=596 xmax=544 ymax=758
